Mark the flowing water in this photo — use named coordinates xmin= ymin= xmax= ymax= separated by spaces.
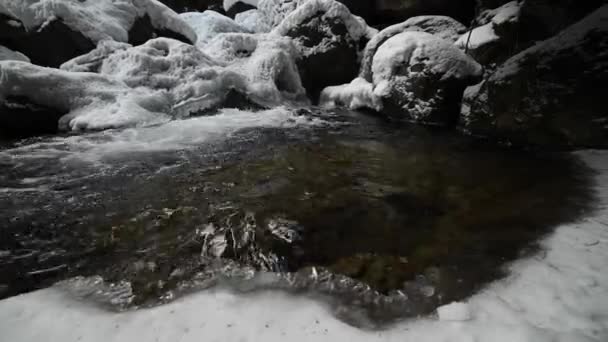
xmin=0 ymin=107 xmax=595 ymax=327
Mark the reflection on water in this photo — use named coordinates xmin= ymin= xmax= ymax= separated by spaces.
xmin=0 ymin=108 xmax=595 ymax=327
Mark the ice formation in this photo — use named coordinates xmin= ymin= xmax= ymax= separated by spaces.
xmin=180 ymin=11 xmax=250 ymax=49
xmin=0 ymin=45 xmax=30 ymax=62
xmin=0 ymin=0 xmax=196 ymax=44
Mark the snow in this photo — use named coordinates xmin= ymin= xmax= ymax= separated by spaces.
xmin=455 ymin=1 xmax=521 ymax=51
xmin=0 ymin=60 xmax=170 ymax=131
xmin=0 ymin=0 xmax=196 ymax=45
xmin=0 ymin=35 xmax=307 ymax=132
xmin=437 ymin=302 xmax=472 ymax=322
xmin=0 ymin=45 xmax=30 ymax=62
xmin=223 ymin=0 xmax=259 ymax=12
xmin=235 ymin=9 xmax=271 ymax=33
xmin=203 ymin=33 xmax=307 ymax=105
xmin=455 ymin=22 xmax=500 ymax=51
xmin=180 ymin=11 xmax=250 ymax=49
xmin=372 ymin=31 xmax=482 ymax=86
xmin=1 ymin=149 xmax=607 ymax=341
xmin=360 ymin=16 xmax=467 ymax=81
xmin=319 ymin=77 xmax=382 ymax=111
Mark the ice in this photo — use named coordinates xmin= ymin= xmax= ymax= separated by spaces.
xmin=1 ymin=150 xmax=608 ymax=342
xmin=455 ymin=22 xmax=500 ymax=51
xmin=0 ymin=0 xmax=196 ymax=44
xmin=319 ymin=77 xmax=382 ymax=111
xmin=0 ymin=45 xmax=30 ymax=62
xmin=179 ymin=11 xmax=250 ymax=49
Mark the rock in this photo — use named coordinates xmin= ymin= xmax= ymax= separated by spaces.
xmin=272 ymin=0 xmax=376 ymax=101
xmin=455 ymin=1 xmax=522 ymax=66
xmin=159 ymin=0 xmax=225 ymax=13
xmin=372 ymin=31 xmax=482 ymax=125
xmin=461 ymin=6 xmax=608 ymax=149
xmin=375 ymin=0 xmax=477 ymax=27
xmin=225 ymin=1 xmax=258 ymax=18
xmin=519 ymin=0 xmax=605 ymax=45
xmin=0 ymin=95 xmax=65 ymax=139
xmin=361 ymin=16 xmax=468 ymax=81
xmin=0 ymin=14 xmax=95 ymax=68
xmin=180 ymin=11 xmax=250 ymax=48
xmin=0 ymin=0 xmax=196 ymax=67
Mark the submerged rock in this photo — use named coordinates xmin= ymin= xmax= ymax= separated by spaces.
xmin=461 ymin=5 xmax=608 ymax=149
xmin=0 ymin=0 xmax=196 ymax=67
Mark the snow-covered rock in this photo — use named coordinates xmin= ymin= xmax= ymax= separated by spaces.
xmin=0 ymin=45 xmax=30 ymax=63
xmin=271 ymin=0 xmax=376 ymax=100
xmin=235 ymin=9 xmax=270 ymax=33
xmin=0 ymin=34 xmax=307 ymax=134
xmin=371 ymin=31 xmax=482 ymax=125
xmin=375 ymin=0 xmax=477 ymax=26
xmin=0 ymin=60 xmax=171 ymax=132
xmin=461 ymin=5 xmax=608 ymax=148
xmin=455 ymin=1 xmax=521 ymax=65
xmin=0 ymin=0 xmax=196 ymax=67
xmin=204 ymin=33 xmax=307 ymax=105
xmin=437 ymin=302 xmax=473 ymax=321
xmin=180 ymin=11 xmax=249 ymax=48
xmin=360 ymin=16 xmax=467 ymax=81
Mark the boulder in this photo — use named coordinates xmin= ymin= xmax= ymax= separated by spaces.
xmin=360 ymin=16 xmax=468 ymax=81
xmin=372 ymin=31 xmax=482 ymax=125
xmin=272 ymin=0 xmax=376 ymax=100
xmin=0 ymin=0 xmax=196 ymax=67
xmin=455 ymin=1 xmax=522 ymax=66
xmin=461 ymin=6 xmax=608 ymax=149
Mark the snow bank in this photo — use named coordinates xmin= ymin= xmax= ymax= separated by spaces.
xmin=319 ymin=77 xmax=382 ymax=111
xmin=1 ymin=150 xmax=607 ymax=341
xmin=180 ymin=11 xmax=249 ymax=49
xmin=0 ymin=45 xmax=30 ymax=62
xmin=0 ymin=0 xmax=196 ymax=44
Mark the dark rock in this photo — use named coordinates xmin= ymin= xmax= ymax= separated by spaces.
xmin=374 ymin=0 xmax=477 ymax=27
xmin=461 ymin=6 xmax=608 ymax=149
xmin=519 ymin=0 xmax=605 ymax=44
xmin=0 ymin=14 xmax=95 ymax=68
xmin=226 ymin=2 xmax=257 ymax=18
xmin=129 ymin=15 xmax=193 ymax=46
xmin=159 ymin=0 xmax=225 ymax=14
xmin=275 ymin=1 xmax=370 ymax=101
xmin=0 ymin=96 xmax=66 ymax=139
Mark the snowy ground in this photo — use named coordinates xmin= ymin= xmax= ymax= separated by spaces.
xmin=0 ymin=150 xmax=607 ymax=342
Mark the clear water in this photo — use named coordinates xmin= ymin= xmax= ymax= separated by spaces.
xmin=0 ymin=107 xmax=595 ymax=327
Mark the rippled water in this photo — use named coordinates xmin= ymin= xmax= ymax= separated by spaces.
xmin=0 ymin=107 xmax=595 ymax=327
